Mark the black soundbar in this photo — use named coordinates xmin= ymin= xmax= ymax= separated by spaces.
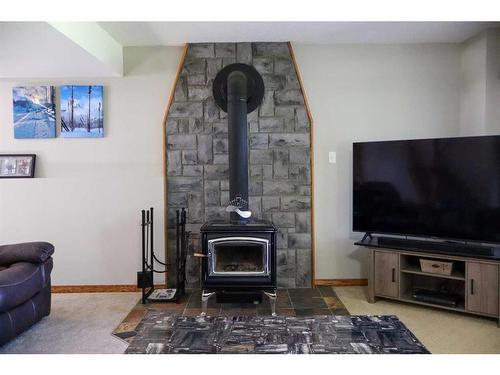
xmin=412 ymin=289 xmax=461 ymax=308
xmin=377 ymin=237 xmax=493 ymax=257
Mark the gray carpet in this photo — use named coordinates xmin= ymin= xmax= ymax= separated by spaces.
xmin=1 ymin=288 xmax=497 ymax=354
xmin=0 ymin=292 xmax=139 ymax=354
xmin=125 ymin=313 xmax=430 ymax=354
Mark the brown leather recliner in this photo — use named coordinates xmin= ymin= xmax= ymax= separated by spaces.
xmin=0 ymin=242 xmax=54 ymax=346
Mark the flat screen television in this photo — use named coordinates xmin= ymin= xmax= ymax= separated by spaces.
xmin=353 ymin=135 xmax=500 ymax=244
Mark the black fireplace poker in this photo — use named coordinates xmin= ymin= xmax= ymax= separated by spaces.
xmin=213 ymin=63 xmax=264 ymax=223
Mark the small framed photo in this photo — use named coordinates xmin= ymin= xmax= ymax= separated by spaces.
xmin=0 ymin=154 xmax=36 ymax=178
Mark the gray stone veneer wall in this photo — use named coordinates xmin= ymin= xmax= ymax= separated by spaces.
xmin=166 ymin=42 xmax=312 ymax=288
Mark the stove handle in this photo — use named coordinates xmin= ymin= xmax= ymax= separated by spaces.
xmin=193 ymin=252 xmax=208 ymax=258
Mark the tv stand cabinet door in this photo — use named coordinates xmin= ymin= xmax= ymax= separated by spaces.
xmin=466 ymin=262 xmax=499 ymax=316
xmin=374 ymin=251 xmax=399 ymax=298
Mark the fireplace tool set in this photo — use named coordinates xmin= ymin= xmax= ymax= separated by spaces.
xmin=137 ymin=207 xmax=187 ymax=303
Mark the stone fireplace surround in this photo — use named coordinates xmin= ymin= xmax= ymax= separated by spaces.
xmin=165 ymin=42 xmax=312 ymax=288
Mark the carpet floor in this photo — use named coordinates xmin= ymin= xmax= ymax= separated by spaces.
xmin=0 ymin=293 xmax=139 ymax=354
xmin=0 ymin=287 xmax=498 ymax=354
xmin=335 ymin=286 xmax=500 ymax=354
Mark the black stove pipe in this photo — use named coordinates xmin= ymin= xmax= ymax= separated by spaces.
xmin=227 ymin=71 xmax=248 ymax=222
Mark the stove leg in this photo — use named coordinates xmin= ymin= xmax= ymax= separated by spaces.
xmin=263 ymin=290 xmax=277 ymax=316
xmin=200 ymin=290 xmax=216 ymax=317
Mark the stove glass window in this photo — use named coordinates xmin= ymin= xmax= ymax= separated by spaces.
xmin=211 ymin=239 xmax=268 ymax=274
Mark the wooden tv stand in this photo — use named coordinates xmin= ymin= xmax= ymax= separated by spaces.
xmin=356 ymin=237 xmax=500 ymax=327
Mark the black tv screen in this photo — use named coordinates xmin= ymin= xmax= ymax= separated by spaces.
xmin=353 ymin=135 xmax=500 ymax=243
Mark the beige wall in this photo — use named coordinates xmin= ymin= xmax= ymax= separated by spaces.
xmin=2 ymin=40 xmax=499 ymax=285
xmin=0 ymin=46 xmax=182 ymax=285
xmin=293 ymin=43 xmax=463 ymax=280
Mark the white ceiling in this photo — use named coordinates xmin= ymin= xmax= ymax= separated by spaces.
xmin=1 ymin=21 xmax=499 ymax=78
xmin=99 ymin=21 xmax=500 ymax=46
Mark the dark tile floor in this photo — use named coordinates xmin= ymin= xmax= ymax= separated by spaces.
xmin=113 ymin=287 xmax=349 ymax=342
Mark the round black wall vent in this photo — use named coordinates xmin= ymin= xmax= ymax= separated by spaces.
xmin=212 ymin=63 xmax=265 ymax=113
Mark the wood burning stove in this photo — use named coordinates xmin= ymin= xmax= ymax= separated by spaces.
xmin=200 ymin=222 xmax=277 ymax=314
xmin=196 ymin=63 xmax=278 ymax=315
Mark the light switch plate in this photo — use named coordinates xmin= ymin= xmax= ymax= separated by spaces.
xmin=329 ymin=151 xmax=336 ymax=164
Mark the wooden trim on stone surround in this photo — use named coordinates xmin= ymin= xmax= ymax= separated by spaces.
xmin=160 ymin=43 xmax=317 ymax=288
xmin=162 ymin=44 xmax=189 ymax=286
xmin=314 ymin=279 xmax=368 ymax=287
xmin=288 ymin=42 xmax=316 ymax=287
xmin=52 ymin=284 xmax=166 ymax=293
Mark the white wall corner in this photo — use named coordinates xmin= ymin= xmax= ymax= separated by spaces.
xmin=48 ymin=22 xmax=123 ymax=77
xmin=459 ymin=27 xmax=500 ymax=135
xmin=485 ymin=28 xmax=500 ymax=132
xmin=459 ymin=30 xmax=488 ymax=135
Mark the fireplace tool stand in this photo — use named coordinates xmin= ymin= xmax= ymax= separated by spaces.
xmin=137 ymin=207 xmax=188 ymax=303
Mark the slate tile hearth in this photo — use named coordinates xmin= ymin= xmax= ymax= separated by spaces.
xmin=113 ymin=287 xmax=349 ymax=342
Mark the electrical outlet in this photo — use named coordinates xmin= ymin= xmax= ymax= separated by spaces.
xmin=329 ymin=151 xmax=336 ymax=164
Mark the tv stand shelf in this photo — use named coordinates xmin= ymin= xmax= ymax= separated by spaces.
xmin=356 ymin=237 xmax=500 ymax=327
xmin=400 ymin=266 xmax=465 ymax=281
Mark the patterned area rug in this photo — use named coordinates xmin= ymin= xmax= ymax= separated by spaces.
xmin=125 ymin=314 xmax=430 ymax=354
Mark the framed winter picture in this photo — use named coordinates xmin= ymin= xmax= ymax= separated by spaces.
xmin=0 ymin=154 xmax=36 ymax=178
xmin=60 ymin=85 xmax=104 ymax=138
xmin=12 ymin=86 xmax=56 ymax=139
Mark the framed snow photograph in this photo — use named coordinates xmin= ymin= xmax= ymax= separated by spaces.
xmin=60 ymin=85 xmax=104 ymax=138
xmin=0 ymin=154 xmax=36 ymax=178
xmin=12 ymin=86 xmax=56 ymax=139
